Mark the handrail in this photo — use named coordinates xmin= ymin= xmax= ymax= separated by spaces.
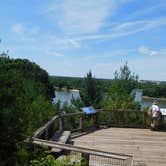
xmin=33 ymin=138 xmax=134 ymax=166
xmin=30 ymin=109 xmax=150 ymax=166
xmin=32 ymin=109 xmax=141 ymax=165
xmin=33 ymin=109 xmax=148 ymax=139
xmin=33 ymin=115 xmax=59 ymax=138
xmin=33 ymin=138 xmax=132 ymax=160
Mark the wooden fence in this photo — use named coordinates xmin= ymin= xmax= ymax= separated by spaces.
xmin=31 ymin=109 xmax=149 ymax=166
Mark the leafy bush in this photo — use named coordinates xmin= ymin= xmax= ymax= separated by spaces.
xmin=29 ymin=154 xmax=87 ymax=166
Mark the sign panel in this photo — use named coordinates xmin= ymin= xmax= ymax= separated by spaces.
xmin=81 ymin=106 xmax=96 ymax=114
xmin=160 ymin=108 xmax=166 ymax=116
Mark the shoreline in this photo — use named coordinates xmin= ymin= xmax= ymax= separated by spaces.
xmin=54 ymin=87 xmax=79 ymax=92
xmin=142 ymin=96 xmax=166 ymax=102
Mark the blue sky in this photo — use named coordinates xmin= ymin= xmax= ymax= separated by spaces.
xmin=0 ymin=0 xmax=166 ymax=81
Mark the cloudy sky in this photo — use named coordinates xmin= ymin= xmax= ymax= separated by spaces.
xmin=0 ymin=0 xmax=166 ymax=81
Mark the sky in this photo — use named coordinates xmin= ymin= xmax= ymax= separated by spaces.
xmin=0 ymin=0 xmax=166 ymax=81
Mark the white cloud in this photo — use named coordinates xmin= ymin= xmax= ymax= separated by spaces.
xmin=11 ymin=23 xmax=39 ymax=41
xmin=138 ymin=46 xmax=157 ymax=56
xmin=43 ymin=0 xmax=138 ymax=35
xmin=44 ymin=0 xmax=116 ymax=34
xmin=80 ymin=49 xmax=135 ymax=61
xmin=41 ymin=1 xmax=166 ymax=49
xmin=46 ymin=36 xmax=80 ymax=49
xmin=138 ymin=46 xmax=166 ymax=56
xmin=73 ymin=17 xmax=166 ymax=42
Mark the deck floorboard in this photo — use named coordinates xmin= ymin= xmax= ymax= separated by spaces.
xmin=71 ymin=128 xmax=166 ymax=166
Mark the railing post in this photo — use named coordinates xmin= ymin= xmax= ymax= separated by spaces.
xmin=45 ymin=129 xmax=48 ymax=140
xmin=49 ymin=123 xmax=55 ymax=139
xmin=143 ymin=112 xmax=147 ymax=128
xmin=124 ymin=111 xmax=128 ymax=125
xmin=45 ymin=123 xmax=54 ymax=140
xmin=94 ymin=112 xmax=99 ymax=128
xmin=81 ymin=153 xmax=89 ymax=166
xmin=59 ymin=116 xmax=64 ymax=132
xmin=79 ymin=113 xmax=84 ymax=131
xmin=109 ymin=110 xmax=112 ymax=126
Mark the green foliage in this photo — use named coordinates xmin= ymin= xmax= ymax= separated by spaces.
xmin=29 ymin=155 xmax=57 ymax=166
xmin=50 ymin=76 xmax=112 ymax=94
xmin=105 ymin=62 xmax=140 ymax=110
xmin=71 ymin=98 xmax=85 ymax=110
xmin=80 ymin=71 xmax=102 ymax=108
xmin=0 ymin=56 xmax=56 ymax=165
xmin=98 ymin=110 xmax=150 ymax=127
xmin=29 ymin=154 xmax=87 ymax=166
xmin=114 ymin=62 xmax=139 ymax=94
xmin=50 ymin=76 xmax=84 ymax=90
xmin=139 ymin=81 xmax=166 ymax=98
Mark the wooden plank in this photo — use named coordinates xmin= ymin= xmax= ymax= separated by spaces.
xmin=71 ymin=128 xmax=166 ymax=166
xmin=51 ymin=131 xmax=71 ymax=152
xmin=33 ymin=138 xmax=133 ymax=161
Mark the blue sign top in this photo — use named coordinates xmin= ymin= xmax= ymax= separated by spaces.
xmin=81 ymin=106 xmax=96 ymax=114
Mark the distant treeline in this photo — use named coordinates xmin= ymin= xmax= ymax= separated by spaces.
xmin=139 ymin=81 xmax=166 ymax=98
xmin=49 ymin=76 xmax=112 ymax=92
xmin=50 ymin=76 xmax=166 ymax=98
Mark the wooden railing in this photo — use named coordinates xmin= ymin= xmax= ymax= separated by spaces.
xmin=33 ymin=138 xmax=134 ymax=166
xmin=33 ymin=110 xmax=149 ymax=140
xmin=33 ymin=111 xmax=100 ymax=140
xmin=99 ymin=110 xmax=149 ymax=128
xmin=31 ymin=109 xmax=150 ymax=166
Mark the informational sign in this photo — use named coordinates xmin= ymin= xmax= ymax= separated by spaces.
xmin=81 ymin=106 xmax=96 ymax=114
xmin=160 ymin=108 xmax=166 ymax=116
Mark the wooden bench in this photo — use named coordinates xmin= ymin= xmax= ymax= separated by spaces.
xmin=51 ymin=131 xmax=71 ymax=153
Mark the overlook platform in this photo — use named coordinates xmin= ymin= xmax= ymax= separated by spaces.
xmin=71 ymin=127 xmax=166 ymax=166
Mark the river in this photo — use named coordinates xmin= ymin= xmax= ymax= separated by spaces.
xmin=52 ymin=89 xmax=81 ymax=108
xmin=53 ymin=90 xmax=166 ymax=109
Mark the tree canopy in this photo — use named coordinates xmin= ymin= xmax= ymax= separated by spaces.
xmin=0 ymin=56 xmax=56 ymax=166
xmin=105 ymin=62 xmax=140 ymax=110
xmin=80 ymin=71 xmax=102 ymax=108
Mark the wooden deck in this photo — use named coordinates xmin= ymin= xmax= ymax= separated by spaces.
xmin=71 ymin=128 xmax=166 ymax=166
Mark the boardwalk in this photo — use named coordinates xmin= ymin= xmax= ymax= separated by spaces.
xmin=71 ymin=128 xmax=166 ymax=166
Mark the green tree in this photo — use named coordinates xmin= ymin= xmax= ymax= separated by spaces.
xmin=0 ymin=56 xmax=56 ymax=166
xmin=114 ymin=62 xmax=139 ymax=94
xmin=80 ymin=71 xmax=102 ymax=108
xmin=105 ymin=62 xmax=140 ymax=110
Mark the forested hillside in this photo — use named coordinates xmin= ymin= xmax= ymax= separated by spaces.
xmin=0 ymin=56 xmax=56 ymax=166
xmin=50 ymin=76 xmax=166 ymax=98
xmin=50 ymin=75 xmax=111 ymax=92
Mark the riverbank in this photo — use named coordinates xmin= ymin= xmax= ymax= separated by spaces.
xmin=142 ymin=96 xmax=166 ymax=102
xmin=54 ymin=87 xmax=80 ymax=92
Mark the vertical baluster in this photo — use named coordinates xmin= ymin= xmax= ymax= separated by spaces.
xmin=94 ymin=112 xmax=99 ymax=128
xmin=143 ymin=111 xmax=147 ymax=128
xmin=59 ymin=116 xmax=64 ymax=132
xmin=109 ymin=110 xmax=112 ymax=126
xmin=124 ymin=111 xmax=128 ymax=126
xmin=79 ymin=113 xmax=84 ymax=131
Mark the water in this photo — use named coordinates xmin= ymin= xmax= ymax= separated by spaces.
xmin=134 ymin=89 xmax=166 ymax=109
xmin=53 ymin=89 xmax=81 ymax=108
xmin=53 ymin=89 xmax=166 ymax=110
xmin=141 ymin=97 xmax=166 ymax=109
